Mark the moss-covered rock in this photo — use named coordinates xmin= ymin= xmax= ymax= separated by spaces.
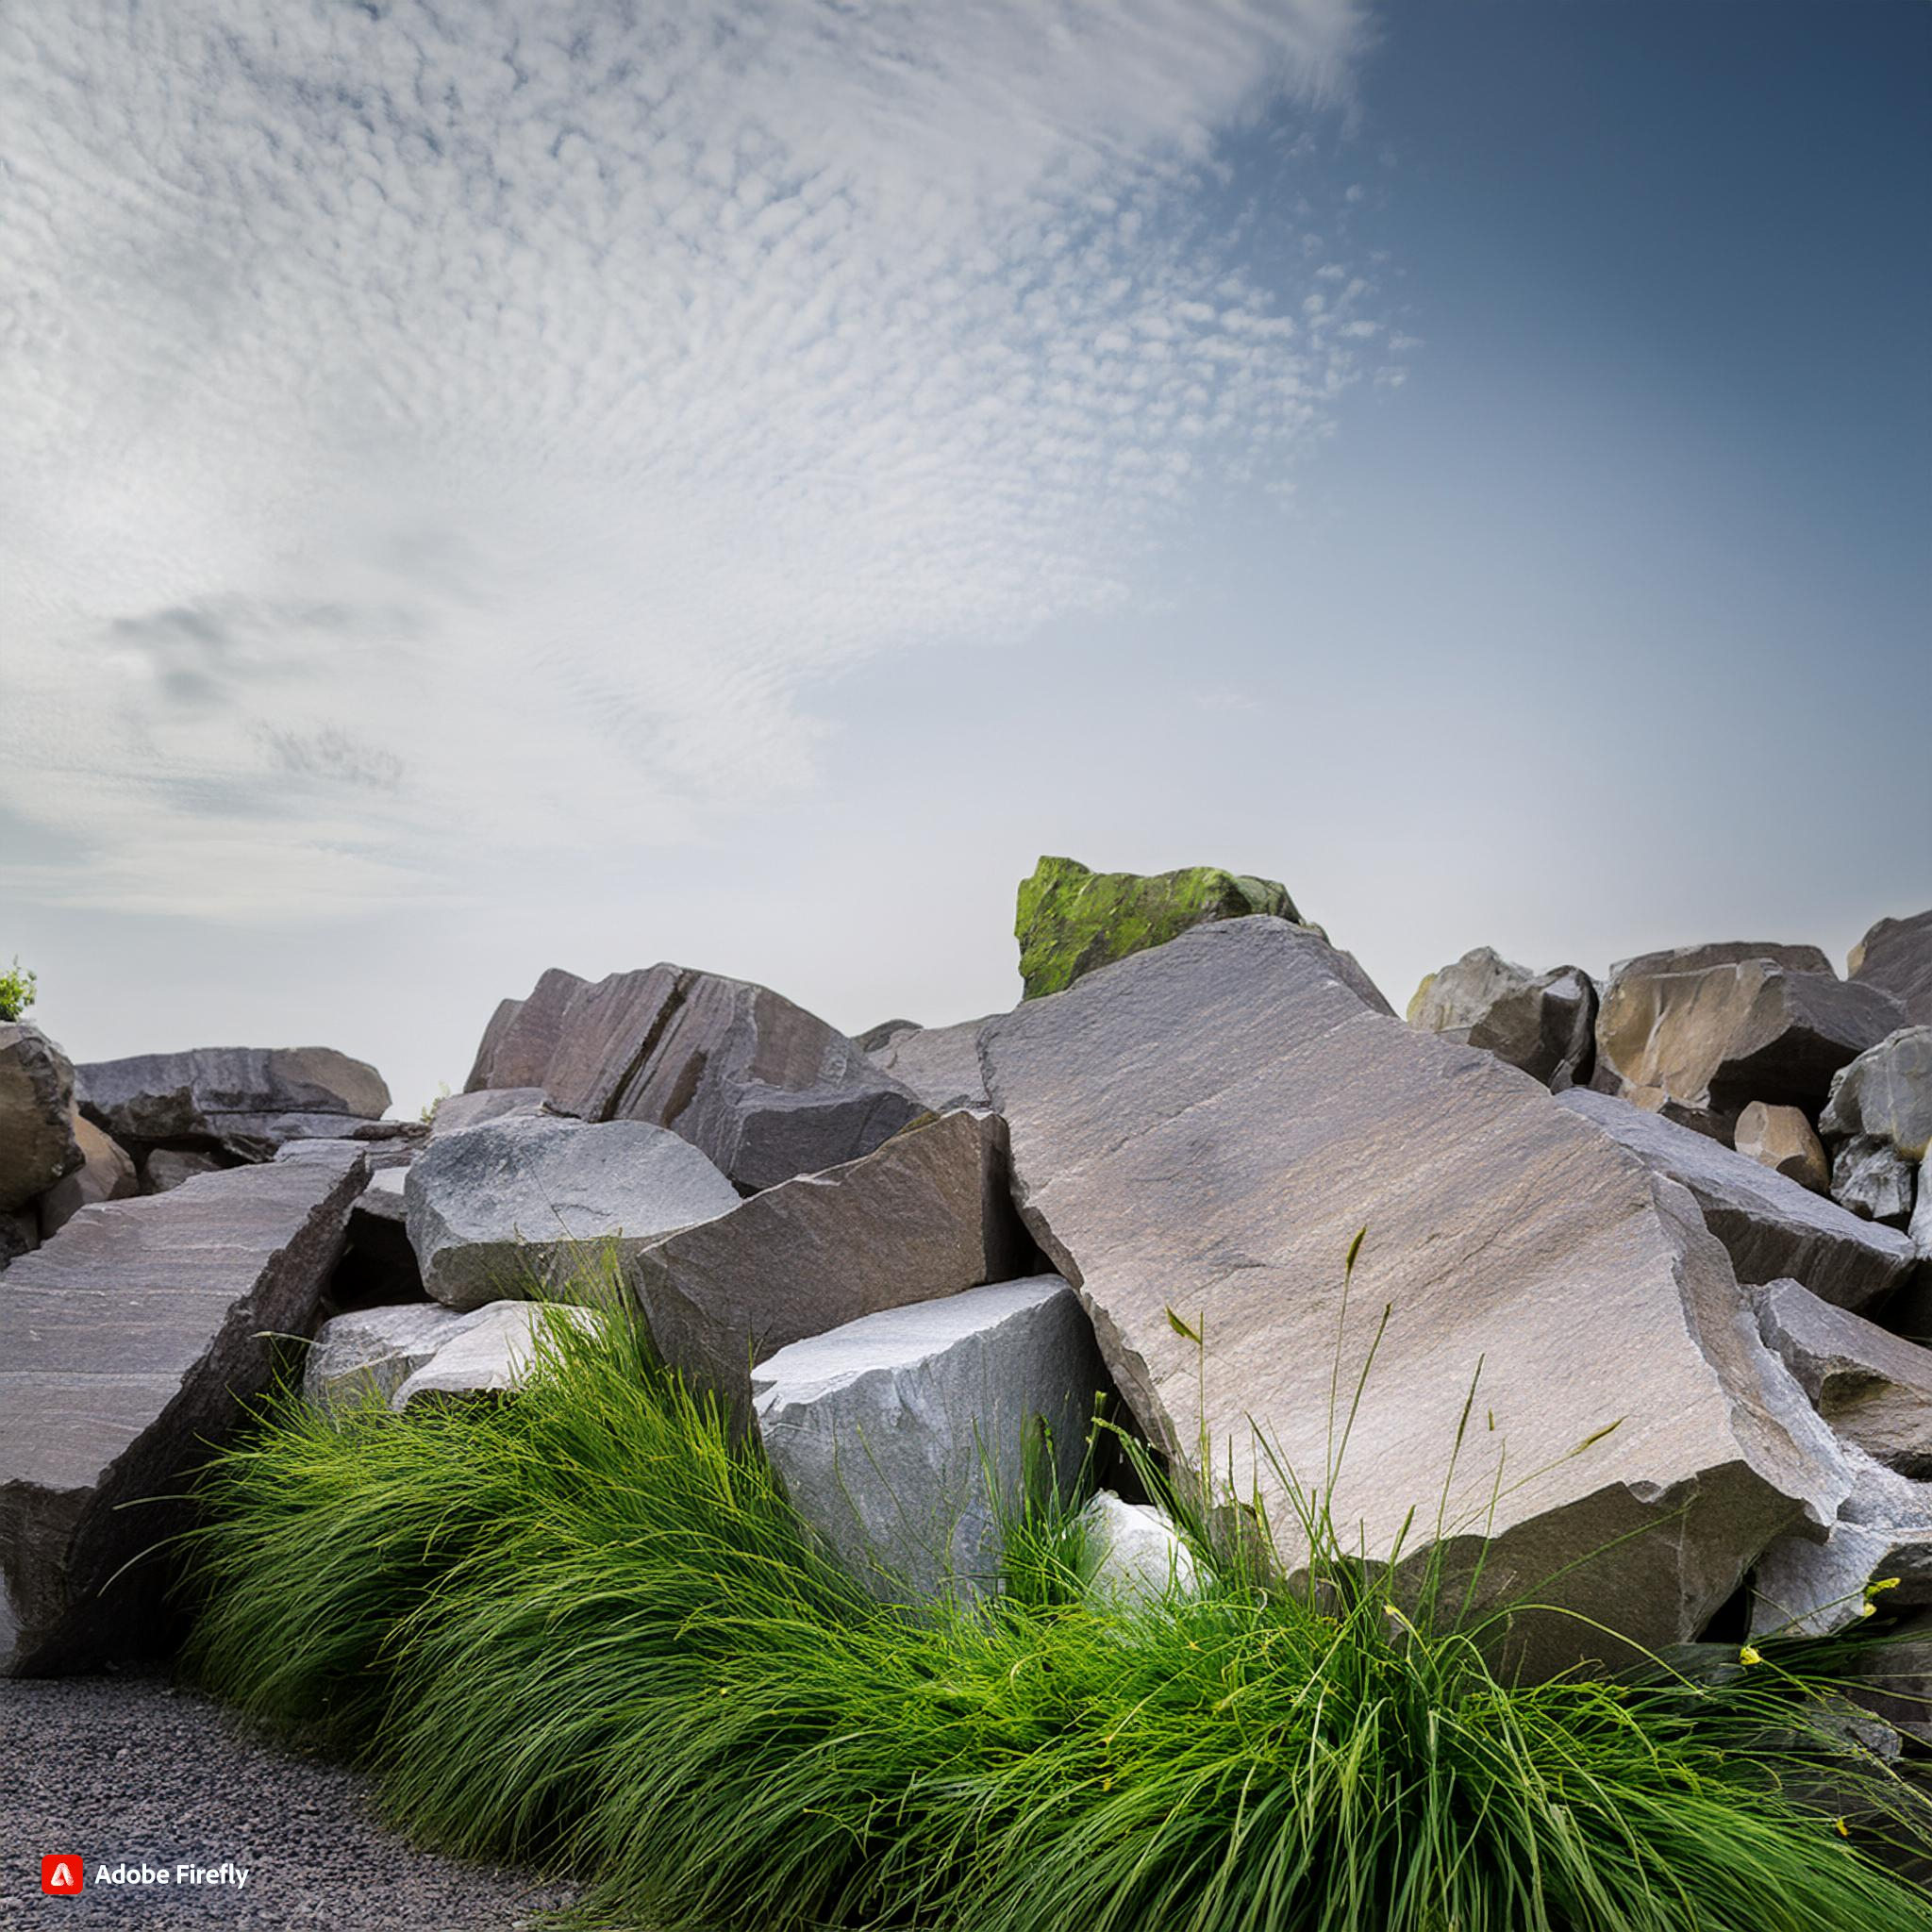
xmin=1014 ymin=856 xmax=1303 ymax=1000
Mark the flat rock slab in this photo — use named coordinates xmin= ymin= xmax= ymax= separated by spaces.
xmin=463 ymin=963 xmax=924 ymax=1192
xmin=76 ymin=1046 xmax=391 ymax=1162
xmin=0 ymin=1022 xmax=82 ymax=1212
xmin=631 ymin=1108 xmax=1031 ymax=1429
xmin=867 ymin=1015 xmax=993 ymax=1109
xmin=0 ymin=1154 xmax=365 ymax=1674
xmin=1556 ymin=1087 xmax=1917 ymax=1310
xmin=752 ymin=1274 xmax=1103 ymax=1600
xmin=405 ymin=1114 xmax=741 ymax=1311
xmin=982 ymin=916 xmax=1849 ymax=1672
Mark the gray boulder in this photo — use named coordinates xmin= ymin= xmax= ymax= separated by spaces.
xmin=631 ymin=1108 xmax=1032 ymax=1429
xmin=142 ymin=1147 xmax=225 ymax=1193
xmin=391 ymin=1302 xmax=600 ymax=1409
xmin=1732 ymin=1101 xmax=1829 ymax=1193
xmin=427 ymin=1087 xmax=547 ymax=1141
xmin=37 ymin=1114 xmax=138 ymax=1238
xmin=981 ymin=917 xmax=1850 ymax=1674
xmin=0 ymin=1024 xmax=82 ymax=1213
xmin=0 ymin=1151 xmax=364 ymax=1673
xmin=751 ymin=1274 xmax=1103 ymax=1601
xmin=1556 ymin=1087 xmax=1916 ymax=1310
xmin=1831 ymin=1137 xmax=1916 ymax=1228
xmin=1752 ymin=1448 xmax=1932 ymax=1639
xmin=868 ymin=1016 xmax=993 ymax=1110
xmin=405 ymin=1114 xmax=740 ymax=1311
xmin=76 ymin=1046 xmax=391 ymax=1162
xmin=1406 ymin=948 xmax=1595 ymax=1091
xmin=1823 ymin=1027 xmax=1932 ymax=1164
xmin=464 ymin=964 xmax=924 ymax=1193
xmin=1076 ymin=1491 xmax=1201 ymax=1607
xmin=1593 ymin=942 xmax=1906 ymax=1135
xmin=1851 ymin=910 xmax=1932 ymax=1029
xmin=303 ymin=1301 xmax=478 ymax=1412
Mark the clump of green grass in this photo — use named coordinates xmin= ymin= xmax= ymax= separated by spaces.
xmin=183 ymin=1286 xmax=1932 ymax=1932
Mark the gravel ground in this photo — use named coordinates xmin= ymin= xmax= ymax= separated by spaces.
xmin=0 ymin=1673 xmax=578 ymax=1930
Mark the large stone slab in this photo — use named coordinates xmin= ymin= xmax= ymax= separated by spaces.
xmin=36 ymin=1114 xmax=139 ymax=1238
xmin=1852 ymin=911 xmax=1932 ymax=1029
xmin=1593 ymin=943 xmax=1906 ymax=1133
xmin=75 ymin=1047 xmax=391 ymax=1162
xmin=630 ymin=1109 xmax=1032 ymax=1429
xmin=0 ymin=1024 xmax=83 ymax=1213
xmin=0 ymin=1153 xmax=365 ymax=1673
xmin=1556 ymin=1087 xmax=1917 ymax=1310
xmin=405 ymin=1114 xmax=740 ymax=1311
xmin=868 ymin=1016 xmax=992 ymax=1110
xmin=751 ymin=1275 xmax=1103 ymax=1600
xmin=981 ymin=917 xmax=1850 ymax=1671
xmin=1407 ymin=948 xmax=1596 ymax=1091
xmin=463 ymin=964 xmax=924 ymax=1192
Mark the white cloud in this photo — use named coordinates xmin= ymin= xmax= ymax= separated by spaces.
xmin=0 ymin=0 xmax=1393 ymax=920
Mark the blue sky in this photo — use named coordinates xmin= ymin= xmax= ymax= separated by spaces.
xmin=2 ymin=0 xmax=1925 ymax=1115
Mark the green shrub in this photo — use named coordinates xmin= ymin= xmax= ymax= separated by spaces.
xmin=0 ymin=955 xmax=35 ymax=1022
xmin=182 ymin=1289 xmax=1932 ymax=1932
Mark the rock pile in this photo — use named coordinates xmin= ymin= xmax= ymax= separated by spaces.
xmin=5 ymin=868 xmax=1931 ymax=1701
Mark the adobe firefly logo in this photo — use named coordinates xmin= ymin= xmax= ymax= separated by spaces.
xmin=42 ymin=1855 xmax=84 ymax=1895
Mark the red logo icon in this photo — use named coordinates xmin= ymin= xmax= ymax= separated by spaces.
xmin=42 ymin=1856 xmax=84 ymax=1895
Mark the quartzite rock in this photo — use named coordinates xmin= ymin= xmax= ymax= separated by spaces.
xmin=303 ymin=1301 xmax=480 ymax=1412
xmin=1752 ymin=1449 xmax=1932 ymax=1639
xmin=463 ymin=964 xmax=924 ymax=1193
xmin=1592 ymin=943 xmax=1906 ymax=1133
xmin=76 ymin=1047 xmax=391 ymax=1162
xmin=982 ymin=917 xmax=1850 ymax=1673
xmin=0 ymin=1153 xmax=364 ymax=1673
xmin=751 ymin=1275 xmax=1102 ymax=1600
xmin=1015 ymin=855 xmax=1306 ymax=1001
xmin=1831 ymin=1138 xmax=1916 ymax=1228
xmin=36 ymin=1114 xmax=138 ymax=1238
xmin=1733 ymin=1101 xmax=1830 ymax=1194
xmin=405 ymin=1114 xmax=741 ymax=1311
xmin=1823 ymin=1028 xmax=1932 ymax=1165
xmin=0 ymin=1024 xmax=82 ymax=1213
xmin=391 ymin=1302 xmax=600 ymax=1409
xmin=1851 ymin=911 xmax=1932 ymax=1029
xmin=868 ymin=1016 xmax=992 ymax=1110
xmin=1556 ymin=1087 xmax=1916 ymax=1310
xmin=631 ymin=1108 xmax=1032 ymax=1428
xmin=1075 ymin=1491 xmax=1201 ymax=1607
xmin=1406 ymin=948 xmax=1596 ymax=1091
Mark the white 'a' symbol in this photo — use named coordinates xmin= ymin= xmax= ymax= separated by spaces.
xmin=50 ymin=1862 xmax=75 ymax=1887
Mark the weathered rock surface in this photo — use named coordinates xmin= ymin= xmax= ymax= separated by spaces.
xmin=751 ymin=1275 xmax=1102 ymax=1600
xmin=1752 ymin=1278 xmax=1932 ymax=1476
xmin=76 ymin=1046 xmax=391 ymax=1162
xmin=1593 ymin=943 xmax=1907 ymax=1133
xmin=1015 ymin=855 xmax=1307 ymax=1001
xmin=868 ymin=1016 xmax=992 ymax=1110
xmin=391 ymin=1302 xmax=600 ymax=1409
xmin=0 ymin=1024 xmax=83 ymax=1213
xmin=426 ymin=1086 xmax=547 ymax=1141
xmin=855 ymin=1019 xmax=921 ymax=1053
xmin=1556 ymin=1087 xmax=1916 ymax=1310
xmin=1075 ymin=1491 xmax=1201 ymax=1607
xmin=1831 ymin=1137 xmax=1917 ymax=1227
xmin=982 ymin=917 xmax=1850 ymax=1671
xmin=142 ymin=1147 xmax=226 ymax=1193
xmin=405 ymin=1114 xmax=740 ymax=1311
xmin=303 ymin=1301 xmax=478 ymax=1412
xmin=1733 ymin=1101 xmax=1830 ymax=1193
xmin=1823 ymin=1027 xmax=1932 ymax=1165
xmin=37 ymin=1114 xmax=138 ymax=1238
xmin=1752 ymin=1448 xmax=1932 ymax=1639
xmin=0 ymin=1153 xmax=364 ymax=1673
xmin=1407 ymin=948 xmax=1596 ymax=1091
xmin=631 ymin=1108 xmax=1033 ymax=1428
xmin=464 ymin=964 xmax=924 ymax=1193
xmin=1851 ymin=911 xmax=1932 ymax=1029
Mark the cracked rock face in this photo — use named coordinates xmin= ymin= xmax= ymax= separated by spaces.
xmin=461 ymin=963 xmax=924 ymax=1192
xmin=981 ymin=917 xmax=1850 ymax=1674
xmin=1407 ymin=947 xmax=1596 ymax=1091
xmin=0 ymin=1024 xmax=83 ymax=1214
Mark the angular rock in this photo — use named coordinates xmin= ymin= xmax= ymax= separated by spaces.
xmin=868 ymin=1016 xmax=992 ymax=1110
xmin=426 ymin=1086 xmax=548 ymax=1141
xmin=1823 ymin=1027 xmax=1932 ymax=1165
xmin=275 ymin=1135 xmax=415 ymax=1170
xmin=391 ymin=1302 xmax=600 ymax=1409
xmin=406 ymin=1114 xmax=741 ymax=1312
xmin=464 ymin=964 xmax=924 ymax=1193
xmin=982 ymin=916 xmax=1850 ymax=1672
xmin=1593 ymin=943 xmax=1906 ymax=1133
xmin=76 ymin=1046 xmax=391 ymax=1162
xmin=855 ymin=1019 xmax=921 ymax=1053
xmin=37 ymin=1114 xmax=139 ymax=1239
xmin=142 ymin=1147 xmax=225 ymax=1194
xmin=1406 ymin=948 xmax=1596 ymax=1091
xmin=632 ymin=1108 xmax=1033 ymax=1428
xmin=751 ymin=1275 xmax=1103 ymax=1600
xmin=0 ymin=1023 xmax=83 ymax=1213
xmin=303 ymin=1301 xmax=479 ymax=1412
xmin=352 ymin=1166 xmax=408 ymax=1227
xmin=1556 ymin=1088 xmax=1916 ymax=1310
xmin=1851 ymin=910 xmax=1932 ymax=1029
xmin=0 ymin=1152 xmax=364 ymax=1673
xmin=1752 ymin=1278 xmax=1932 ymax=1476
xmin=1733 ymin=1101 xmax=1829 ymax=1194
xmin=1831 ymin=1136 xmax=1916 ymax=1228
xmin=1076 ymin=1491 xmax=1201 ymax=1607
xmin=1752 ymin=1449 xmax=1932 ymax=1639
